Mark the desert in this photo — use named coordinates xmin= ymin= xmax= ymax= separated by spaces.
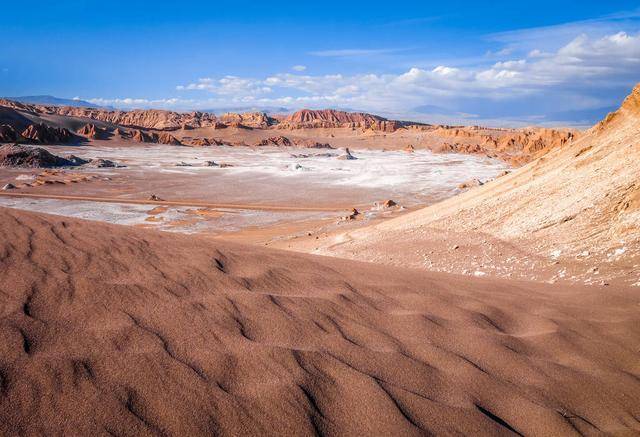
xmin=1 ymin=3 xmax=640 ymax=435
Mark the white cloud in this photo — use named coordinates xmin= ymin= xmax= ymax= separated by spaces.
xmin=292 ymin=65 xmax=307 ymax=72
xmin=94 ymin=31 xmax=640 ymax=125
xmin=176 ymin=32 xmax=639 ymax=109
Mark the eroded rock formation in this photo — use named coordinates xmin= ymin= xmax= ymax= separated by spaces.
xmin=21 ymin=124 xmax=73 ymax=144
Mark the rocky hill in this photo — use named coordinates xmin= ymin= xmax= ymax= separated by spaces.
xmin=0 ymin=98 xmax=580 ymax=164
xmin=0 ymin=99 xmax=275 ymax=131
xmin=281 ymin=109 xmax=404 ymax=131
xmin=302 ymin=83 xmax=640 ymax=285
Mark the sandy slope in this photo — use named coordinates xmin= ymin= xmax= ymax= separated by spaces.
xmin=1 ymin=206 xmax=639 ymax=435
xmin=294 ymin=84 xmax=640 ymax=285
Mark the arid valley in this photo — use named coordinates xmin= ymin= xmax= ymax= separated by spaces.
xmin=1 ymin=2 xmax=640 ymax=436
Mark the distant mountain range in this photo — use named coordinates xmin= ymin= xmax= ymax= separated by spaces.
xmin=4 ymin=95 xmax=101 ymax=108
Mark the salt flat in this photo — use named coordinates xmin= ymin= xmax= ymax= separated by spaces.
xmin=0 ymin=144 xmax=508 ymax=234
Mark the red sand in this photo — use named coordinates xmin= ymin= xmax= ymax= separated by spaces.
xmin=1 ymin=206 xmax=639 ymax=435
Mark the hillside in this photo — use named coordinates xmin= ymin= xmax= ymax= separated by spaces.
xmin=298 ymin=84 xmax=640 ymax=285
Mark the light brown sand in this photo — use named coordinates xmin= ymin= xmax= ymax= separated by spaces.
xmin=286 ymin=85 xmax=640 ymax=287
xmin=1 ymin=206 xmax=639 ymax=435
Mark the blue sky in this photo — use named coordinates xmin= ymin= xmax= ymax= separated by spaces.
xmin=1 ymin=1 xmax=640 ymax=126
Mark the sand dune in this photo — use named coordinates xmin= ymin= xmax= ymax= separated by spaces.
xmin=1 ymin=206 xmax=639 ymax=435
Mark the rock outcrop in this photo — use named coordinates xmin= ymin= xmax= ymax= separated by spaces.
xmin=87 ymin=158 xmax=124 ymax=168
xmin=281 ymin=109 xmax=403 ymax=132
xmin=256 ymin=136 xmax=294 ymax=147
xmin=0 ymin=125 xmax=19 ymax=143
xmin=218 ymin=112 xmax=277 ymax=129
xmin=293 ymin=139 xmax=334 ymax=149
xmin=431 ymin=126 xmax=577 ymax=165
xmin=128 ymin=130 xmax=181 ymax=145
xmin=337 ymin=148 xmax=357 ymax=160
xmin=189 ymin=138 xmax=218 ymax=147
xmin=76 ymin=123 xmax=107 ymax=140
xmin=53 ymin=108 xmax=219 ymax=131
xmin=130 ymin=129 xmax=153 ymax=143
xmin=0 ymin=144 xmax=80 ymax=167
xmin=156 ymin=132 xmax=182 ymax=145
xmin=0 ymin=99 xmax=579 ymax=164
xmin=21 ymin=123 xmax=73 ymax=144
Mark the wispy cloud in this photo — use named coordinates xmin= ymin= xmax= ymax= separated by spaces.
xmin=176 ymin=31 xmax=639 ymax=106
xmin=292 ymin=65 xmax=307 ymax=72
xmin=487 ymin=7 xmax=640 ymax=51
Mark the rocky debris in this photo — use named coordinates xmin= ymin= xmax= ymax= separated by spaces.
xmin=290 ymin=152 xmax=337 ymax=159
xmin=256 ymin=136 xmax=294 ymax=147
xmin=148 ymin=194 xmax=163 ymax=201
xmin=76 ymin=123 xmax=107 ymax=140
xmin=0 ymin=144 xmax=81 ymax=168
xmin=0 ymin=124 xmax=19 ymax=143
xmin=21 ymin=123 xmax=73 ymax=144
xmin=176 ymin=162 xmax=193 ymax=167
xmin=337 ymin=148 xmax=357 ymax=160
xmin=189 ymin=138 xmax=222 ymax=147
xmin=405 ymin=144 xmax=415 ymax=153
xmin=292 ymin=139 xmax=334 ymax=149
xmin=342 ymin=208 xmax=361 ymax=221
xmin=205 ymin=161 xmax=219 ymax=167
xmin=219 ymin=163 xmax=234 ymax=168
xmin=497 ymin=170 xmax=511 ymax=178
xmin=88 ymin=158 xmax=124 ymax=168
xmin=373 ymin=199 xmax=399 ymax=210
xmin=383 ymin=199 xmax=397 ymax=208
xmin=2 ymin=183 xmax=16 ymax=190
xmin=458 ymin=179 xmax=484 ymax=189
xmin=272 ymin=140 xmax=335 ymax=151
xmin=64 ymin=155 xmax=91 ymax=166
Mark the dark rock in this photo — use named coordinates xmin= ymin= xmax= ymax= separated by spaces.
xmin=0 ymin=144 xmax=80 ymax=168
